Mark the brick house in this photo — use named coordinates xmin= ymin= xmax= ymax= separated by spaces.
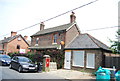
xmin=64 ymin=34 xmax=111 ymax=70
xmin=29 ymin=12 xmax=80 ymax=53
xmin=0 ymin=31 xmax=29 ymax=54
xmin=30 ymin=12 xmax=111 ymax=70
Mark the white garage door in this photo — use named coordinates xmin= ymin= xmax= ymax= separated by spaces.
xmin=86 ymin=53 xmax=95 ymax=69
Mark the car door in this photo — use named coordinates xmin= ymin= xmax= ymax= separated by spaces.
xmin=15 ymin=57 xmax=20 ymax=69
xmin=11 ymin=56 xmax=19 ymax=69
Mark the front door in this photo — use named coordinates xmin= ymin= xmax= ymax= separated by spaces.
xmin=64 ymin=50 xmax=71 ymax=69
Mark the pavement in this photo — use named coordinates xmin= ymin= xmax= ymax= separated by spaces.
xmin=47 ymin=69 xmax=96 ymax=79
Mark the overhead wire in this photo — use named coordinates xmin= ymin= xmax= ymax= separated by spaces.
xmin=0 ymin=0 xmax=99 ymax=38
xmin=82 ymin=26 xmax=119 ymax=32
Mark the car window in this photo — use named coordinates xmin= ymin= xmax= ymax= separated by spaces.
xmin=18 ymin=57 xmax=31 ymax=62
xmin=0 ymin=55 xmax=2 ymax=58
xmin=12 ymin=56 xmax=17 ymax=61
xmin=0 ymin=55 xmax=10 ymax=58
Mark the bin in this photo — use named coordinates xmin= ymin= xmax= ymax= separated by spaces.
xmin=37 ymin=62 xmax=43 ymax=72
xmin=96 ymin=66 xmax=111 ymax=81
xmin=115 ymin=71 xmax=120 ymax=81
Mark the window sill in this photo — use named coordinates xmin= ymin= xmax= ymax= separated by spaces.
xmin=72 ymin=65 xmax=84 ymax=67
xmin=86 ymin=66 xmax=95 ymax=69
xmin=52 ymin=43 xmax=57 ymax=45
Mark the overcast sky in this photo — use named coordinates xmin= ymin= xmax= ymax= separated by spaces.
xmin=0 ymin=0 xmax=119 ymax=46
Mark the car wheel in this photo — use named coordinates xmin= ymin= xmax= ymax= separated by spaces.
xmin=18 ymin=66 xmax=23 ymax=73
xmin=9 ymin=64 xmax=12 ymax=69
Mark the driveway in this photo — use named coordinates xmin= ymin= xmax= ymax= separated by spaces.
xmin=47 ymin=69 xmax=96 ymax=79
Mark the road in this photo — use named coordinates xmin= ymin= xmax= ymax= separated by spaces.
xmin=0 ymin=66 xmax=69 ymax=81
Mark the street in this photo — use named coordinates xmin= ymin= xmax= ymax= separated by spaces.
xmin=0 ymin=66 xmax=68 ymax=81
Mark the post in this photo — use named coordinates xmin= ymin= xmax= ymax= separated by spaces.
xmin=43 ymin=55 xmax=50 ymax=72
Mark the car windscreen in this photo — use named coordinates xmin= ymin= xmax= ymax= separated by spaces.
xmin=0 ymin=55 xmax=11 ymax=58
xmin=18 ymin=57 xmax=32 ymax=62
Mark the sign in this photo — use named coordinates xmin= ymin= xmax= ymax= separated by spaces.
xmin=19 ymin=49 xmax=26 ymax=54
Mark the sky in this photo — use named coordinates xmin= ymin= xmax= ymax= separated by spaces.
xmin=0 ymin=0 xmax=119 ymax=46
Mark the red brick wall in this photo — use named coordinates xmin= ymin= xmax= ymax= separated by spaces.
xmin=0 ymin=44 xmax=3 ymax=50
xmin=65 ymin=25 xmax=80 ymax=46
xmin=3 ymin=43 xmax=7 ymax=53
xmin=5 ymin=36 xmax=29 ymax=53
xmin=31 ymin=24 xmax=80 ymax=48
xmin=31 ymin=31 xmax=66 ymax=47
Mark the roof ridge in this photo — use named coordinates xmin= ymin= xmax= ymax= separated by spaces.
xmin=38 ymin=22 xmax=72 ymax=32
xmin=86 ymin=33 xmax=101 ymax=48
xmin=87 ymin=33 xmax=109 ymax=48
xmin=32 ymin=22 xmax=75 ymax=36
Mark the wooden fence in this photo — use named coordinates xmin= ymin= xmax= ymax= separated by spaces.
xmin=104 ymin=53 xmax=120 ymax=69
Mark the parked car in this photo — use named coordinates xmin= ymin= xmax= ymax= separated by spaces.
xmin=9 ymin=56 xmax=38 ymax=72
xmin=0 ymin=54 xmax=11 ymax=66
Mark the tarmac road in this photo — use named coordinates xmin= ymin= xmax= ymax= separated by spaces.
xmin=0 ymin=66 xmax=68 ymax=81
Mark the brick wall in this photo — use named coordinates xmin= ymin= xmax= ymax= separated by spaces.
xmin=65 ymin=25 xmax=80 ymax=46
xmin=6 ymin=36 xmax=29 ymax=53
xmin=69 ymin=49 xmax=104 ymax=70
xmin=31 ymin=31 xmax=66 ymax=47
xmin=0 ymin=44 xmax=3 ymax=50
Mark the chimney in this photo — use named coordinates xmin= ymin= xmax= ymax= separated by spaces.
xmin=70 ymin=12 xmax=76 ymax=23
xmin=24 ymin=35 xmax=28 ymax=40
xmin=4 ymin=37 xmax=6 ymax=40
xmin=11 ymin=31 xmax=17 ymax=37
xmin=40 ymin=22 xmax=45 ymax=31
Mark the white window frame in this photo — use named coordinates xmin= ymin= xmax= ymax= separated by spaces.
xmin=86 ymin=53 xmax=95 ymax=69
xmin=72 ymin=51 xmax=85 ymax=67
xmin=52 ymin=34 xmax=57 ymax=44
xmin=18 ymin=37 xmax=21 ymax=41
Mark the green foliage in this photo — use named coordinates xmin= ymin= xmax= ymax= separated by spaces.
xmin=110 ymin=29 xmax=120 ymax=54
xmin=8 ymin=49 xmax=65 ymax=69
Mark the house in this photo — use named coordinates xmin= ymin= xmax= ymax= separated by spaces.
xmin=29 ymin=12 xmax=80 ymax=53
xmin=64 ymin=33 xmax=111 ymax=70
xmin=30 ymin=12 xmax=111 ymax=70
xmin=0 ymin=31 xmax=30 ymax=54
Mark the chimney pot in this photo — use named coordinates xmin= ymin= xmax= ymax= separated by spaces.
xmin=70 ymin=12 xmax=76 ymax=23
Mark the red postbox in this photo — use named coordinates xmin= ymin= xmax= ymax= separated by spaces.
xmin=46 ymin=58 xmax=50 ymax=67
xmin=43 ymin=55 xmax=50 ymax=72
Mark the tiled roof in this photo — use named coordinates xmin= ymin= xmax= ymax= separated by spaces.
xmin=2 ymin=35 xmax=20 ymax=43
xmin=1 ymin=35 xmax=29 ymax=46
xmin=31 ymin=22 xmax=75 ymax=36
xmin=65 ymin=33 xmax=111 ymax=51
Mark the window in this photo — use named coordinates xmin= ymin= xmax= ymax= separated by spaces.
xmin=36 ymin=38 xmax=39 ymax=44
xmin=17 ymin=45 xmax=20 ymax=49
xmin=53 ymin=34 xmax=57 ymax=44
xmin=18 ymin=37 xmax=21 ymax=41
xmin=86 ymin=53 xmax=95 ymax=69
xmin=73 ymin=51 xmax=84 ymax=67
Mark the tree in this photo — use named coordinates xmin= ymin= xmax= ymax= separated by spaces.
xmin=110 ymin=29 xmax=120 ymax=54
